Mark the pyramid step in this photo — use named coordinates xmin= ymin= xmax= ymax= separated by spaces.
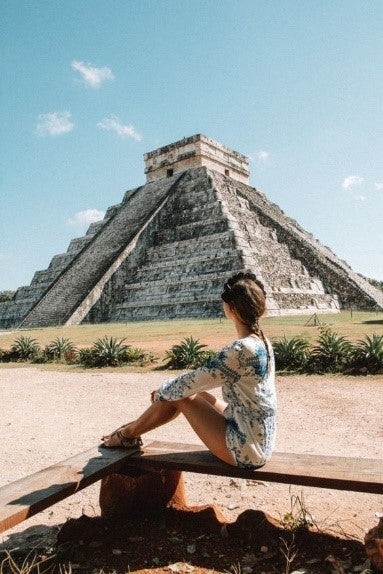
xmin=123 ymin=271 xmax=231 ymax=292
xmin=153 ymin=217 xmax=229 ymax=243
xmin=130 ymin=254 xmax=243 ymax=284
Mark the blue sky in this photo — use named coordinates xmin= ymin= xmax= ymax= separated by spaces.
xmin=1 ymin=0 xmax=382 ymax=291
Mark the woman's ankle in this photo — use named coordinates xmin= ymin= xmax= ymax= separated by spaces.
xmin=121 ymin=422 xmax=139 ymax=438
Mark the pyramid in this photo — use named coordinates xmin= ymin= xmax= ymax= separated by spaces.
xmin=1 ymin=134 xmax=382 ymax=329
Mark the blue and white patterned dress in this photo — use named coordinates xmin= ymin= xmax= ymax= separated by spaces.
xmin=156 ymin=336 xmax=277 ymax=469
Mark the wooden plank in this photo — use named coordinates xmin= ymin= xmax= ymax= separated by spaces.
xmin=126 ymin=441 xmax=383 ymax=495
xmin=1 ymin=440 xmax=381 ymax=536
xmin=0 ymin=445 xmax=140 ymax=534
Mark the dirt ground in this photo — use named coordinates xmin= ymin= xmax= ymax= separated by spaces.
xmin=0 ymin=367 xmax=382 ymax=573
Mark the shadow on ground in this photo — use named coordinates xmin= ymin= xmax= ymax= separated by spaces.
xmin=1 ymin=508 xmax=368 ymax=574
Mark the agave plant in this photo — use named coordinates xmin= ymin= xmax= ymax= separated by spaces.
xmin=11 ymin=335 xmax=41 ymax=361
xmin=45 ymin=337 xmax=77 ymax=362
xmin=350 ymin=334 xmax=383 ymax=374
xmin=272 ymin=335 xmax=310 ymax=372
xmin=90 ymin=336 xmax=129 ymax=367
xmin=164 ymin=336 xmax=208 ymax=369
xmin=308 ymin=326 xmax=352 ymax=373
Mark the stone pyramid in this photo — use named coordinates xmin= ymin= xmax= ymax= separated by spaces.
xmin=1 ymin=134 xmax=382 ymax=328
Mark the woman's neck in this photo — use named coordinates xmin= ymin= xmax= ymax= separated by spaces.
xmin=234 ymin=319 xmax=253 ymax=339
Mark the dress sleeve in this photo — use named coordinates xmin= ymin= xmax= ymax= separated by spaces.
xmin=156 ymin=343 xmax=241 ymax=401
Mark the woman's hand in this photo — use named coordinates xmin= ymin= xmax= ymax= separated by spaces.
xmin=150 ymin=390 xmax=158 ymax=403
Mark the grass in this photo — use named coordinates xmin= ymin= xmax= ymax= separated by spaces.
xmin=0 ymin=311 xmax=381 ymax=358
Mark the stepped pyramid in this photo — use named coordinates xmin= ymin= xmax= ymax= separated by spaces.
xmin=1 ymin=134 xmax=382 ymax=328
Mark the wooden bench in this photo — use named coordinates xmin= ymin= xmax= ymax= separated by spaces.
xmin=1 ymin=440 xmax=382 ymax=535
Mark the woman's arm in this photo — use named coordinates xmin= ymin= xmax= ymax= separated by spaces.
xmin=155 ymin=344 xmax=240 ymax=401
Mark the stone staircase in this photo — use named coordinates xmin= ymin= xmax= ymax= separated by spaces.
xmin=85 ymin=168 xmax=246 ymax=322
xmin=19 ymin=174 xmax=187 ymax=327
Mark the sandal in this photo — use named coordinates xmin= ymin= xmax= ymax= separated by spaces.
xmin=115 ymin=429 xmax=143 ymax=449
xmin=102 ymin=425 xmax=143 ymax=449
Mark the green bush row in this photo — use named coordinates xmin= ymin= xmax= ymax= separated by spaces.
xmin=1 ymin=327 xmax=382 ymax=374
xmin=0 ymin=336 xmax=156 ymax=368
xmin=273 ymin=326 xmax=383 ymax=375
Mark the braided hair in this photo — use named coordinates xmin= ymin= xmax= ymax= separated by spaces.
xmin=221 ymin=271 xmax=270 ymax=361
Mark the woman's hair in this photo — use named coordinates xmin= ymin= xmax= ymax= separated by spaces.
xmin=221 ymin=271 xmax=270 ymax=358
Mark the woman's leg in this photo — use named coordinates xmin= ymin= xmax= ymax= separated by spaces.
xmin=198 ymin=391 xmax=227 ymax=414
xmin=102 ymin=400 xmax=180 ymax=445
xmin=129 ymin=394 xmax=234 ymax=465
xmin=103 ymin=393 xmax=235 ymax=466
xmin=175 ymin=394 xmax=235 ymax=465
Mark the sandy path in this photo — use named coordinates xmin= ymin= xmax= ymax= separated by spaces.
xmin=0 ymin=367 xmax=382 ymax=550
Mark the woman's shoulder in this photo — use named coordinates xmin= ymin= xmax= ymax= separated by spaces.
xmin=231 ymin=335 xmax=268 ymax=349
xmin=220 ymin=336 xmax=266 ymax=358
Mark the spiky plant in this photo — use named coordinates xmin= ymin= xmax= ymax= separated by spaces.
xmin=350 ymin=334 xmax=383 ymax=374
xmin=11 ymin=335 xmax=41 ymax=361
xmin=45 ymin=337 xmax=77 ymax=362
xmin=164 ymin=336 xmax=208 ymax=369
xmin=272 ymin=336 xmax=310 ymax=372
xmin=90 ymin=336 xmax=129 ymax=367
xmin=308 ymin=326 xmax=352 ymax=373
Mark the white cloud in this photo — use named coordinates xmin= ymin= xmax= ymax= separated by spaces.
xmin=342 ymin=175 xmax=364 ymax=190
xmin=0 ymin=252 xmax=10 ymax=261
xmin=97 ymin=115 xmax=142 ymax=140
xmin=374 ymin=182 xmax=383 ymax=191
xmin=249 ymin=150 xmax=270 ymax=163
xmin=67 ymin=209 xmax=105 ymax=227
xmin=71 ymin=60 xmax=114 ymax=88
xmin=36 ymin=111 xmax=74 ymax=136
xmin=256 ymin=150 xmax=269 ymax=162
xmin=354 ymin=194 xmax=367 ymax=202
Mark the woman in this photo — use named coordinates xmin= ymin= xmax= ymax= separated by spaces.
xmin=102 ymin=271 xmax=276 ymax=469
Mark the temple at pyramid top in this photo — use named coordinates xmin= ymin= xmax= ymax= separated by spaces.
xmin=144 ymin=134 xmax=250 ymax=184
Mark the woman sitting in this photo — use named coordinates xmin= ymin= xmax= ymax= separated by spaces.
xmin=102 ymin=271 xmax=276 ymax=469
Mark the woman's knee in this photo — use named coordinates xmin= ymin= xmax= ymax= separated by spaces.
xmin=173 ymin=395 xmax=197 ymax=409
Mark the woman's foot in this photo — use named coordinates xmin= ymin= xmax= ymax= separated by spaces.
xmin=101 ymin=425 xmax=143 ymax=449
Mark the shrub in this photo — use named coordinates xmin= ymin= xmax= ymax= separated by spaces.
xmin=77 ymin=348 xmax=96 ymax=368
xmin=272 ymin=335 xmax=310 ymax=372
xmin=11 ymin=335 xmax=41 ymax=361
xmin=350 ymin=334 xmax=383 ymax=374
xmin=78 ymin=336 xmax=129 ymax=367
xmin=164 ymin=336 xmax=209 ymax=369
xmin=124 ymin=346 xmax=157 ymax=366
xmin=44 ymin=337 xmax=77 ymax=363
xmin=307 ymin=326 xmax=352 ymax=373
